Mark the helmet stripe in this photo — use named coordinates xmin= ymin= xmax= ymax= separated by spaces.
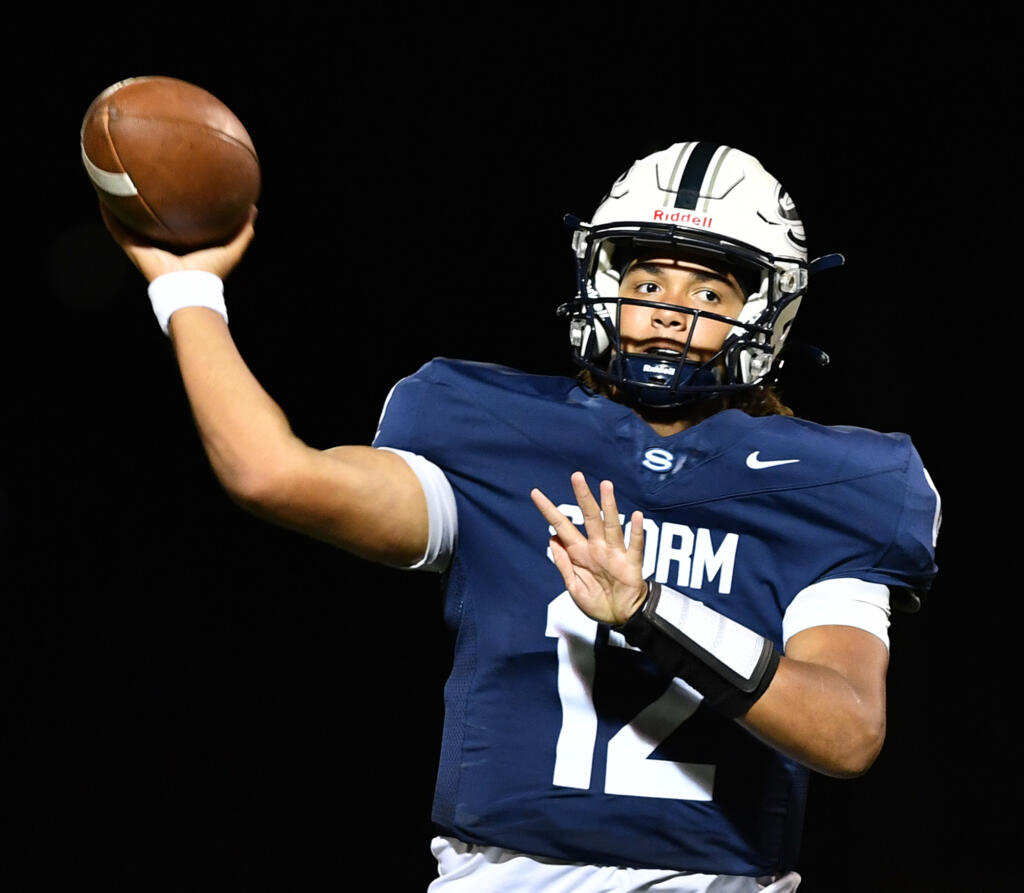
xmin=702 ymin=147 xmax=734 ymax=213
xmin=674 ymin=141 xmax=719 ymax=210
xmin=662 ymin=142 xmax=693 ymax=207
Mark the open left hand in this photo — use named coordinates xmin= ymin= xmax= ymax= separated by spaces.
xmin=530 ymin=472 xmax=647 ymax=625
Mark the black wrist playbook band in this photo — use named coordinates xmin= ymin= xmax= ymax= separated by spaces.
xmin=615 ymin=579 xmax=780 ymax=719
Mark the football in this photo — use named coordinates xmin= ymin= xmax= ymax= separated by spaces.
xmin=81 ymin=76 xmax=260 ymax=251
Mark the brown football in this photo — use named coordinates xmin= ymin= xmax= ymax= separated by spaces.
xmin=81 ymin=76 xmax=260 ymax=250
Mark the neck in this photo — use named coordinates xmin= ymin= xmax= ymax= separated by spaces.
xmin=577 ymin=369 xmax=793 ymax=432
xmin=632 ymin=397 xmax=728 ymax=437
xmin=587 ymin=374 xmax=728 ymax=436
xmin=639 ymin=413 xmax=693 ymax=437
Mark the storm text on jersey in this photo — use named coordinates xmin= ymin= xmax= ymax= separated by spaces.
xmin=548 ymin=504 xmax=738 ymax=595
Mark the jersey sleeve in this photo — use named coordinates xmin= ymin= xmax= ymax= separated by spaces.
xmin=371 ymin=364 xmax=461 ymax=572
xmin=372 ymin=369 xmax=433 ymax=453
xmin=886 ymin=462 xmax=941 ymax=610
xmin=371 ymin=360 xmax=481 ymax=459
xmin=376 ymin=448 xmax=457 ymax=572
xmin=822 ymin=441 xmax=941 ymax=611
xmin=782 ymin=578 xmax=891 ymax=648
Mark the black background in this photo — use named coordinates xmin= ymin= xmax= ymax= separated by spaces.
xmin=4 ymin=8 xmax=1014 ymax=890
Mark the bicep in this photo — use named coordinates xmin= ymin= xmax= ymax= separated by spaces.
xmin=781 ymin=578 xmax=892 ymax=712
xmin=741 ymin=625 xmax=890 ymax=777
xmin=783 ymin=624 xmax=890 ymax=703
xmin=243 ymin=443 xmax=432 ymax=566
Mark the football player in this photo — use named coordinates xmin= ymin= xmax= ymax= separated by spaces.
xmin=102 ymin=142 xmax=940 ymax=892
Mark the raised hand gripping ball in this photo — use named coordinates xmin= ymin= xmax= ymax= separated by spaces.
xmin=81 ymin=76 xmax=260 ymax=251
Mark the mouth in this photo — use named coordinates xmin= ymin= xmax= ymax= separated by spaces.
xmin=624 ymin=340 xmax=716 ymax=366
xmin=644 ymin=347 xmax=683 ymax=358
xmin=631 ymin=341 xmax=686 ymax=358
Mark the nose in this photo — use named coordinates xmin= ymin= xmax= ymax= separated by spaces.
xmin=651 ymin=301 xmax=691 ymax=330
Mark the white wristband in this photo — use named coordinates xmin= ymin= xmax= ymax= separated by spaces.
xmin=147 ymin=270 xmax=228 ymax=335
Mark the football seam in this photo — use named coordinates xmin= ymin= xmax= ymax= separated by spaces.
xmin=108 ymin=114 xmax=259 ymax=164
xmin=101 ymin=107 xmax=172 ymax=236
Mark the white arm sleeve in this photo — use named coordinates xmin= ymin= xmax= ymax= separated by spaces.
xmin=782 ymin=578 xmax=892 ymax=651
xmin=376 ymin=447 xmax=457 ymax=573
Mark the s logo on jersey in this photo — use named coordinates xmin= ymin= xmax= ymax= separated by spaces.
xmin=642 ymin=448 xmax=675 ymax=472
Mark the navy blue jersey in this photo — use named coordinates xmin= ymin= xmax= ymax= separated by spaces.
xmin=373 ymin=359 xmax=938 ymax=877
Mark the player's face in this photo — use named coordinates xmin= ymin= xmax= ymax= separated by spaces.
xmin=617 ymin=253 xmax=746 ymax=363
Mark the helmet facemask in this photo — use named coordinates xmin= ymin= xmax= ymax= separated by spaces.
xmin=563 ymin=222 xmax=806 ymax=409
xmin=560 ymin=142 xmax=818 ymax=410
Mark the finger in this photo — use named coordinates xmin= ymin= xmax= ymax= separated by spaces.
xmin=547 ymin=537 xmax=577 ymax=591
xmin=627 ymin=510 xmax=645 ymax=562
xmin=549 ymin=538 xmax=599 ymax=604
xmin=599 ymin=480 xmax=626 ymax=548
xmin=570 ymin=471 xmax=604 ymax=541
xmin=530 ymin=488 xmax=585 ymax=546
xmin=184 ymin=216 xmax=257 ymax=278
xmin=224 ymin=206 xmax=257 ymax=249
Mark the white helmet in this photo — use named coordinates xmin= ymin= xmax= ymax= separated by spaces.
xmin=562 ymin=142 xmax=838 ymax=406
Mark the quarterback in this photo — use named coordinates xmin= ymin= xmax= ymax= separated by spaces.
xmin=102 ymin=142 xmax=940 ymax=891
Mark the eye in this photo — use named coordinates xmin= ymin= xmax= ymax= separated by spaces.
xmin=693 ymin=288 xmax=721 ymax=304
xmin=634 ymin=281 xmax=661 ymax=295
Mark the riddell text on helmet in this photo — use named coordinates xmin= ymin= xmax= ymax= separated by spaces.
xmin=651 ymin=210 xmax=713 ymax=227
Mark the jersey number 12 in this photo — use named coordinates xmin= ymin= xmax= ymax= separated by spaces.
xmin=546 ymin=590 xmax=715 ymax=800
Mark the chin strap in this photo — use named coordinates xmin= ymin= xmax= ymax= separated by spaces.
xmin=619 ymin=356 xmax=722 ymax=405
xmin=615 ymin=580 xmax=780 ymax=719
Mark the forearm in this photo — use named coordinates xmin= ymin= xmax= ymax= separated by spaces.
xmin=167 ymin=307 xmax=430 ymax=563
xmin=102 ymin=214 xmax=429 ymax=563
xmin=614 ymin=579 xmax=888 ymax=778
xmin=535 ymin=477 xmax=891 ymax=778
xmin=168 ymin=306 xmax=305 ymax=501
xmin=741 ymin=639 xmax=888 ymax=778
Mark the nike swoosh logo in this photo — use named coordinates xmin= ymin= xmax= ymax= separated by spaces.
xmin=746 ymin=451 xmax=800 ymax=469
